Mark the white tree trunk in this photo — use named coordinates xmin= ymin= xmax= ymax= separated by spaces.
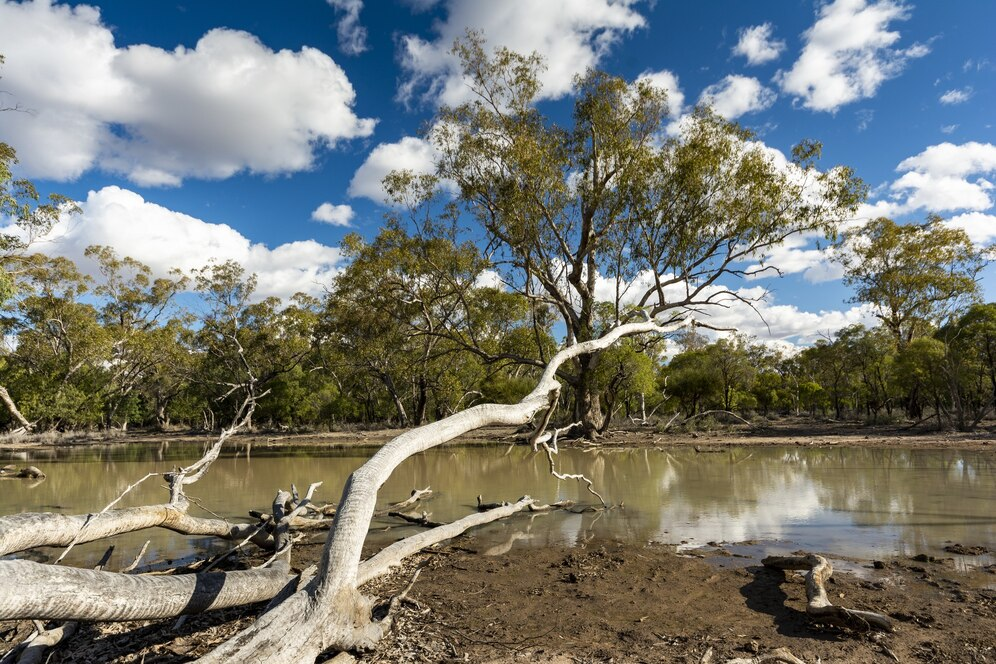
xmin=0 ymin=502 xmax=267 ymax=557
xmin=199 ymin=319 xmax=685 ymax=663
xmin=0 ymin=319 xmax=684 ymax=662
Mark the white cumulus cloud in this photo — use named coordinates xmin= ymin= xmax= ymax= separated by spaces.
xmin=855 ymin=142 xmax=996 ymax=241
xmin=945 ymin=212 xmax=996 ymax=246
xmin=635 ymin=69 xmax=685 ymax=114
xmin=732 ymin=23 xmax=786 ymax=65
xmin=349 ymin=136 xmax=441 ymax=203
xmin=699 ymin=75 xmax=776 ymax=119
xmin=326 ymin=0 xmax=368 ymax=55
xmin=25 ymin=187 xmax=343 ymax=300
xmin=939 ymin=87 xmax=973 ymax=105
xmin=397 ymin=0 xmax=647 ymax=106
xmin=311 ymin=203 xmax=355 ymax=227
xmin=778 ymin=0 xmax=928 ymax=112
xmin=896 ymin=142 xmax=996 ymax=178
xmin=0 ymin=0 xmax=375 ymax=184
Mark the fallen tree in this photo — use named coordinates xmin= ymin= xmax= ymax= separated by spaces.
xmin=0 ymin=316 xmax=683 ymax=662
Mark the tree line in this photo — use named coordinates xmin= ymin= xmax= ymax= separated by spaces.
xmin=0 ymin=219 xmax=990 ymax=434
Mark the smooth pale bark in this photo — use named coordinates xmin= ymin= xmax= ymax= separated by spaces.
xmin=357 ymin=497 xmax=534 ymax=585
xmin=1 ymin=399 xmax=264 ymax=560
xmin=0 ymin=503 xmax=267 ymax=557
xmin=0 ymin=385 xmax=32 ymax=432
xmin=199 ymin=319 xmax=685 ymax=664
xmin=16 ymin=621 xmax=78 ymax=664
xmin=0 ymin=560 xmax=295 ymax=621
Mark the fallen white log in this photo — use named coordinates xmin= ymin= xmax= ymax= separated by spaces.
xmin=762 ymin=554 xmax=893 ymax=632
xmin=197 ymin=319 xmax=687 ymax=664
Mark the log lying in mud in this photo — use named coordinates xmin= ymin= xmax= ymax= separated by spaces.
xmin=0 ymin=560 xmax=297 ymax=621
xmin=762 ymin=554 xmax=893 ymax=632
xmin=0 ymin=319 xmax=686 ymax=663
xmin=193 ymin=319 xmax=687 ymax=664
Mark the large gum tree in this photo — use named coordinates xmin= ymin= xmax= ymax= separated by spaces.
xmin=390 ymin=35 xmax=866 ymax=437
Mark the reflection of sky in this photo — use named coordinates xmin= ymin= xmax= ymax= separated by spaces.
xmin=655 ymin=474 xmax=822 ymax=544
xmin=3 ymin=444 xmax=994 ymax=568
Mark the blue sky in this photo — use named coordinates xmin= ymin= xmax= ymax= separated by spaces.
xmin=0 ymin=0 xmax=993 ymax=346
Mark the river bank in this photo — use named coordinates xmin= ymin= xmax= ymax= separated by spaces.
xmin=9 ymin=537 xmax=992 ymax=663
xmin=3 ymin=417 xmax=995 ymax=453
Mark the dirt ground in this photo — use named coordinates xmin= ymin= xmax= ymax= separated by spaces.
xmin=4 ymin=537 xmax=992 ymax=663
xmin=2 ymin=420 xmax=995 ymax=662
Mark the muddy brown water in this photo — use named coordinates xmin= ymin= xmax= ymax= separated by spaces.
xmin=2 ymin=443 xmax=994 ymax=574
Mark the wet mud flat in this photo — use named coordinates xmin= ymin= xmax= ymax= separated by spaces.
xmin=5 ymin=538 xmax=993 ymax=664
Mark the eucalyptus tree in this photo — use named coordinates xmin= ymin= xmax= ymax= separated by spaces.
xmin=704 ymin=335 xmax=755 ymax=411
xmin=84 ymin=245 xmax=188 ymax=429
xmin=191 ymin=261 xmax=316 ymax=428
xmin=664 ymin=349 xmax=720 ymax=416
xmin=838 ymin=324 xmax=896 ymax=421
xmin=894 ymin=337 xmax=950 ymax=427
xmin=390 ymin=35 xmax=864 ymax=436
xmin=840 ymin=216 xmax=992 ymax=348
xmin=934 ymin=302 xmax=996 ymax=429
xmin=799 ymin=337 xmax=853 ymax=419
xmin=3 ymin=255 xmax=111 ymax=428
xmin=0 ymin=142 xmax=80 ymax=429
xmin=323 ymin=223 xmax=546 ymax=426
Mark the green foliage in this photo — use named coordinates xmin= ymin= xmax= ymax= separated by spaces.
xmin=841 ymin=216 xmax=992 ymax=346
xmin=387 ymin=35 xmax=864 ymax=434
xmin=0 ymin=143 xmax=81 ymax=303
xmin=664 ymin=349 xmax=720 ymax=415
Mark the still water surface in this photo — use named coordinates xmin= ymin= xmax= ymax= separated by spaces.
xmin=2 ymin=442 xmax=994 ymax=571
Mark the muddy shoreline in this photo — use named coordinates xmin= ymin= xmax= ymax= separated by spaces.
xmin=3 ymin=417 xmax=995 ymax=453
xmin=7 ymin=537 xmax=992 ymax=663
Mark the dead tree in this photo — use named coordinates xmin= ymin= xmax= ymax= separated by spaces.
xmin=0 ymin=318 xmax=684 ymax=662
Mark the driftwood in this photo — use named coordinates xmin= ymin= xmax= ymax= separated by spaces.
xmin=0 ymin=505 xmax=270 ymax=557
xmin=762 ymin=554 xmax=893 ymax=632
xmin=0 ymin=466 xmax=45 ymax=480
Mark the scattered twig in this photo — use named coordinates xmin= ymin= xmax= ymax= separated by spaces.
xmin=121 ymin=540 xmax=151 ymax=573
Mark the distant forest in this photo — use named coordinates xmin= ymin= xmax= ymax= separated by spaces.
xmin=0 ymin=233 xmax=992 ymax=435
